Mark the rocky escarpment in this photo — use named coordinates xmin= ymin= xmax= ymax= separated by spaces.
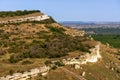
xmin=0 ymin=14 xmax=50 ymax=24
xmin=62 ymin=44 xmax=101 ymax=68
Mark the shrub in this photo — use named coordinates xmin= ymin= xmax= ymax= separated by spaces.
xmin=51 ymin=65 xmax=57 ymax=70
xmin=9 ymin=69 xmax=14 ymax=75
xmin=44 ymin=60 xmax=52 ymax=66
xmin=54 ymin=61 xmax=64 ymax=66
xmin=45 ymin=25 xmax=65 ymax=34
xmin=22 ymin=60 xmax=33 ymax=65
xmin=2 ymin=34 xmax=9 ymax=39
xmin=0 ymin=29 xmax=4 ymax=33
xmin=0 ymin=49 xmax=6 ymax=55
xmin=9 ymin=54 xmax=22 ymax=63
xmin=12 ymin=37 xmax=20 ymax=41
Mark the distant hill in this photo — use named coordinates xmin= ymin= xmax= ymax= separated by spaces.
xmin=60 ymin=21 xmax=120 ymax=35
xmin=60 ymin=21 xmax=120 ymax=25
xmin=60 ymin=21 xmax=95 ymax=25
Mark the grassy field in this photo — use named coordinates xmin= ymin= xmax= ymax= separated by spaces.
xmin=92 ymin=35 xmax=120 ymax=48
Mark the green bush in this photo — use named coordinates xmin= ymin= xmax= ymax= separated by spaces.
xmin=9 ymin=54 xmax=22 ymax=63
xmin=44 ymin=60 xmax=52 ymax=66
xmin=45 ymin=25 xmax=65 ymax=34
xmin=9 ymin=69 xmax=14 ymax=75
xmin=12 ymin=37 xmax=20 ymax=41
xmin=0 ymin=29 xmax=4 ymax=33
xmin=51 ymin=65 xmax=57 ymax=70
xmin=2 ymin=34 xmax=9 ymax=39
xmin=22 ymin=60 xmax=33 ymax=65
xmin=54 ymin=61 xmax=64 ymax=66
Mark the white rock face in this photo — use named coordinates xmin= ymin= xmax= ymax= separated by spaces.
xmin=62 ymin=44 xmax=101 ymax=65
xmin=0 ymin=15 xmax=50 ymax=24
xmin=75 ymin=64 xmax=80 ymax=69
xmin=82 ymin=72 xmax=86 ymax=76
xmin=86 ymin=45 xmax=101 ymax=63
xmin=0 ymin=66 xmax=50 ymax=80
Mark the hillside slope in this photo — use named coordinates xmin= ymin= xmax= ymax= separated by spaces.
xmin=0 ymin=10 xmax=85 ymax=76
xmin=36 ymin=44 xmax=120 ymax=80
xmin=0 ymin=10 xmax=119 ymax=80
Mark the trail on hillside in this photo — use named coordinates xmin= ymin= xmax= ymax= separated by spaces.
xmin=60 ymin=67 xmax=86 ymax=80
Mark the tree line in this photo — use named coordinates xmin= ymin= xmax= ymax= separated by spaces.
xmin=0 ymin=10 xmax=40 ymax=18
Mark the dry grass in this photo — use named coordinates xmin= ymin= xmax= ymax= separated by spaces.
xmin=0 ymin=58 xmax=48 ymax=76
xmin=44 ymin=68 xmax=79 ymax=80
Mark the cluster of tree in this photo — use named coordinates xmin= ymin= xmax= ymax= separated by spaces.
xmin=82 ymin=28 xmax=120 ymax=35
xmin=92 ymin=34 xmax=120 ymax=48
xmin=0 ymin=10 xmax=40 ymax=18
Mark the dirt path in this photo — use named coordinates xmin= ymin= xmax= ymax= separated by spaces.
xmin=60 ymin=67 xmax=86 ymax=80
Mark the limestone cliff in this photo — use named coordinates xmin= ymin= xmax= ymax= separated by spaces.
xmin=62 ymin=44 xmax=101 ymax=66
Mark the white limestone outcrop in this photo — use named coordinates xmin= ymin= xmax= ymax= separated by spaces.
xmin=0 ymin=15 xmax=50 ymax=24
xmin=62 ymin=44 xmax=101 ymax=66
xmin=0 ymin=66 xmax=50 ymax=80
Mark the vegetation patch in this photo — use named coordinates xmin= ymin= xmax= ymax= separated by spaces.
xmin=8 ymin=33 xmax=90 ymax=63
xmin=92 ymin=34 xmax=120 ymax=48
xmin=45 ymin=25 xmax=65 ymax=34
xmin=22 ymin=60 xmax=33 ymax=65
xmin=0 ymin=10 xmax=40 ymax=18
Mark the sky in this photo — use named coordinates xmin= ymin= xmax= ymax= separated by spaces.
xmin=0 ymin=0 xmax=120 ymax=22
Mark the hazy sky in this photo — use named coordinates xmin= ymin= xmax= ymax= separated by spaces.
xmin=1 ymin=0 xmax=120 ymax=22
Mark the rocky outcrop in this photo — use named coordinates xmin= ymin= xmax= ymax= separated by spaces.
xmin=0 ymin=15 xmax=50 ymax=24
xmin=0 ymin=66 xmax=50 ymax=80
xmin=62 ymin=44 xmax=101 ymax=67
